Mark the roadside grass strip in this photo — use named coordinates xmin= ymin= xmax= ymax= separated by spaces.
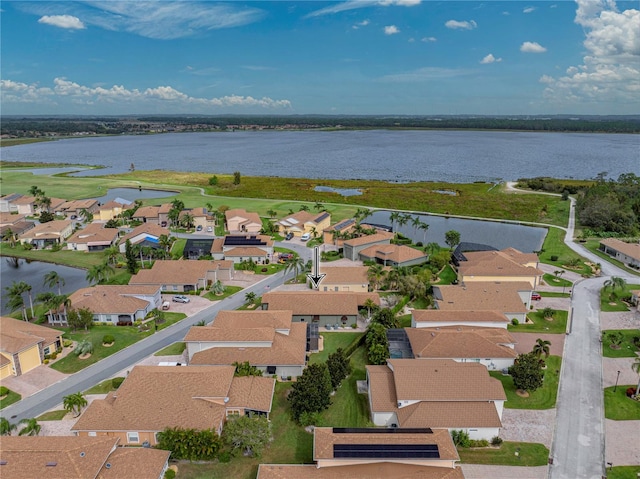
xmin=457 ymin=441 xmax=549 ymax=466
xmin=604 ymin=385 xmax=640 ymax=420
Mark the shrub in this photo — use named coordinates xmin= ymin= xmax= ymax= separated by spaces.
xmin=218 ymin=451 xmax=231 ymax=463
xmin=351 ymin=323 xmax=358 ymax=329
xmin=491 ymin=436 xmax=503 ymax=446
xmin=112 ymin=377 xmax=125 ymax=389
xmin=164 ymin=469 xmax=176 ymax=479
xmin=550 ymin=255 xmax=559 ymax=261
xmin=102 ymin=334 xmax=115 ymax=345
xmin=43 ymin=359 xmax=50 ymax=365
xmin=633 ymin=337 xmax=640 ymax=348
xmin=0 ymin=386 xmax=9 ymax=396
xmin=298 ymin=411 xmax=321 ymax=427
xmin=261 ymin=268 xmax=268 ymax=272
xmin=49 ymin=352 xmax=57 ymax=360
xmin=626 ymin=387 xmax=636 ymax=398
xmin=470 ymin=439 xmax=489 ymax=447
xmin=44 ymin=354 xmax=51 ymax=360
xmin=451 ymin=429 xmax=471 ymax=448
xmin=63 ymin=340 xmax=73 ymax=347
xmin=511 ymin=318 xmax=519 ymax=326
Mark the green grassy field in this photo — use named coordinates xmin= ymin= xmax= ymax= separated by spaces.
xmin=490 ymin=355 xmax=561 ymax=409
xmin=600 ymin=284 xmax=640 ymax=312
xmin=537 ymin=227 xmax=591 ymax=274
xmin=309 ymin=332 xmax=363 ymax=364
xmin=457 ymin=441 xmax=549 ymax=466
xmin=601 ymin=330 xmax=640 ymax=358
xmin=542 ymin=273 xmax=573 ymax=288
xmin=0 ymin=389 xmax=21 ymax=410
xmin=604 ymin=385 xmax=640 ymax=420
xmin=509 ymin=310 xmax=568 ymax=334
xmin=607 ymin=466 xmax=640 ymax=479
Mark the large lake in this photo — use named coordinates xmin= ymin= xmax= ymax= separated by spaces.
xmin=3 ymin=130 xmax=638 ymax=183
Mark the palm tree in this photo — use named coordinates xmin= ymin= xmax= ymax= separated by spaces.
xmin=267 ymin=209 xmax=277 ymax=219
xmin=18 ymin=418 xmax=41 ymax=436
xmin=86 ymin=262 xmax=115 ymax=285
xmin=5 ymin=281 xmax=32 ymax=320
xmin=396 ymin=213 xmax=410 ymax=235
xmin=63 ymin=392 xmax=88 ymax=418
xmin=79 ymin=208 xmax=94 ymax=223
xmin=181 ymin=212 xmax=195 ymax=230
xmin=389 ymin=211 xmax=401 ymax=232
xmin=541 ymin=307 xmax=555 ymax=319
xmin=244 ymin=291 xmax=257 ymax=304
xmin=284 ymin=256 xmax=305 ymax=283
xmin=386 ymin=268 xmax=400 ymax=290
xmin=314 ymin=201 xmax=324 ymax=212
xmin=632 ymin=357 xmax=640 ymax=397
xmin=0 ymin=417 xmax=16 ymax=436
xmin=532 ymin=338 xmax=551 ymax=359
xmin=425 ymin=242 xmax=440 ymax=255
xmin=411 ymin=215 xmax=422 ymax=239
xmin=604 ymin=276 xmax=626 ymax=292
xmin=43 ymin=270 xmax=65 ymax=295
xmin=362 ymin=298 xmax=379 ymax=321
xmin=299 ymin=204 xmax=310 ymax=212
xmin=367 ymin=264 xmax=386 ymax=290
xmin=211 ymin=280 xmax=225 ymax=296
xmin=103 ymin=245 xmax=120 ymax=266
xmin=158 ymin=234 xmax=174 ymax=253
xmin=2 ymin=228 xmax=16 ymax=247
xmin=419 ymin=221 xmax=429 ymax=244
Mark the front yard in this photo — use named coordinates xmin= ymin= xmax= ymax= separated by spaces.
xmin=604 ymin=385 xmax=640 ymax=420
xmin=601 ymin=329 xmax=640 ymax=358
xmin=0 ymin=388 xmax=21 ymax=410
xmin=457 ymin=441 xmax=549 ymax=466
xmin=508 ymin=310 xmax=568 ymax=334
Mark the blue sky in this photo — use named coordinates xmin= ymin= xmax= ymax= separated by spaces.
xmin=1 ymin=0 xmax=638 ymax=115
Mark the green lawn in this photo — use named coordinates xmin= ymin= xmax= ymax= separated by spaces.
xmin=604 ymin=385 xmax=640 ymax=420
xmin=585 ymin=240 xmax=640 ymax=278
xmin=601 ymin=330 xmax=640 ymax=358
xmin=318 ymin=346 xmax=371 ymax=428
xmin=542 ymin=273 xmax=573 ymax=288
xmin=457 ymin=441 xmax=549 ymax=466
xmin=177 ymin=381 xmax=313 ymax=479
xmin=490 ymin=355 xmax=561 ymax=409
xmin=508 ymin=309 xmax=568 ymax=334
xmin=600 ymin=284 xmax=640 ymax=312
xmin=309 ymin=332 xmax=363 ymax=365
xmin=1 ymin=245 xmax=105 ymax=269
xmin=154 ymin=342 xmax=186 ymax=356
xmin=0 ymin=388 xmax=21 ymax=409
xmin=436 ymin=264 xmax=457 ymax=284
xmin=540 ymin=292 xmax=571 ymax=298
xmin=202 ymin=286 xmax=243 ymax=301
xmin=538 ymin=227 xmax=592 ymax=275
xmin=607 ymin=466 xmax=640 ymax=479
xmin=397 ymin=314 xmax=412 ymax=328
xmin=84 ymin=377 xmax=125 ymax=394
xmin=36 ymin=410 xmax=68 ymax=421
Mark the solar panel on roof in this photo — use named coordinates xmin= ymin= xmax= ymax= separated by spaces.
xmin=334 ymin=219 xmax=355 ymax=230
xmin=315 ymin=212 xmax=330 ymax=222
xmin=332 ymin=427 xmax=433 ymax=434
xmin=333 ymin=443 xmax=439 ymax=459
xmin=224 ymin=235 xmax=267 ymax=246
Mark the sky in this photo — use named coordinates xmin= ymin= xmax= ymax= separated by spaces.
xmin=1 ymin=0 xmax=639 ymax=116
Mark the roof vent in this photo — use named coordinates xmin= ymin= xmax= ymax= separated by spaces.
xmin=105 ymin=463 xmax=112 ymax=469
xmin=224 ymin=397 xmax=230 ymax=403
xmin=431 ymin=332 xmax=435 ymax=337
xmin=46 ymin=462 xmax=57 ymax=467
xmin=80 ymin=452 xmax=85 ymax=457
xmin=0 ymin=461 xmax=7 ymax=466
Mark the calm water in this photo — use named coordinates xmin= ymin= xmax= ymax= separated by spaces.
xmin=93 ymin=187 xmax=178 ymax=203
xmin=0 ymin=258 xmax=90 ymax=316
xmin=3 ymin=130 xmax=638 ymax=183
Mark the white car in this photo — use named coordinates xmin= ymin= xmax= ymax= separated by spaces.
xmin=172 ymin=295 xmax=190 ymax=303
xmin=206 ymin=226 xmax=213 ymax=233
xmin=300 ymin=232 xmax=311 ymax=241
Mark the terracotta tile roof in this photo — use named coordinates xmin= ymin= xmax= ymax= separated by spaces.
xmin=132 ymin=205 xmax=161 ymax=219
xmin=397 ymin=401 xmax=503 ymax=428
xmin=98 ymin=199 xmax=131 ymax=211
xmin=0 ymin=212 xmax=26 ymax=225
xmin=189 ymin=322 xmax=307 ymax=367
xmin=320 ymin=266 xmax=369 ymax=285
xmin=68 ymin=286 xmax=158 ymax=315
xmin=459 ymin=249 xmax=542 ymax=278
xmin=278 ymin=211 xmax=317 ymax=228
xmin=119 ymin=223 xmax=170 ymax=244
xmin=387 ymin=359 xmax=506 ymax=401
xmin=211 ymin=237 xmax=225 ymax=253
xmin=406 ymin=327 xmax=517 ymax=360
xmin=224 ymin=247 xmax=268 ymax=257
xmin=359 ymin=244 xmax=426 ymax=264
xmin=73 ymin=366 xmax=274 ymax=433
xmin=412 ymin=310 xmax=510 ymax=324
xmin=58 ymin=199 xmax=98 ymax=211
xmin=226 ymin=208 xmax=261 ymax=225
xmin=261 ymin=291 xmax=380 ymax=315
xmin=313 ymin=427 xmax=459 ymax=461
xmin=0 ymin=316 xmax=62 ymax=354
xmin=97 ymin=447 xmax=170 ymax=479
xmin=67 ymin=222 xmax=119 ymax=245
xmin=601 ymin=238 xmax=640 ymax=261
xmin=257 ymin=464 xmax=465 ymax=479
xmin=227 ymin=376 xmax=276 ymax=412
xmin=0 ymin=436 xmax=118 ymax=479
xmin=159 ymin=203 xmax=172 ymax=214
xmin=343 ymin=231 xmax=394 ymax=247
xmin=129 ymin=260 xmax=231 ymax=286
xmin=10 ymin=195 xmax=36 ymax=206
xmin=435 ymin=282 xmax=530 ymax=313
xmin=187 ymin=310 xmax=293 ymax=338
xmin=18 ymin=220 xmax=71 ymax=239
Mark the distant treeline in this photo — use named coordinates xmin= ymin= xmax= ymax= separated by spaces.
xmin=518 ymin=173 xmax=640 ymax=236
xmin=2 ymin=115 xmax=640 ymax=136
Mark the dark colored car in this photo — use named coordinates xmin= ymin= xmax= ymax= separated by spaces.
xmin=285 ymin=232 xmax=294 ymax=240
xmin=279 ymin=253 xmax=294 ymax=263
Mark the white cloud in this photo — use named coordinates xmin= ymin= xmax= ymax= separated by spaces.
xmin=1 ymin=77 xmax=292 ymax=110
xmin=306 ymin=0 xmax=420 ymax=18
xmin=445 ymin=19 xmax=477 ymax=30
xmin=520 ymin=41 xmax=547 ymax=53
xmin=379 ymin=67 xmax=473 ymax=82
xmin=384 ymin=25 xmax=400 ymax=35
xmin=19 ymin=2 xmax=265 ymax=40
xmin=523 ymin=7 xmax=536 ymax=14
xmin=38 ymin=14 xmax=85 ymax=29
xmin=550 ymin=4 xmax=558 ymax=8
xmin=421 ymin=36 xmax=437 ymax=42
xmin=540 ymin=0 xmax=640 ymax=111
xmin=352 ymin=19 xmax=370 ymax=29
xmin=480 ymin=53 xmax=502 ymax=64
xmin=502 ymin=11 xmax=510 ymax=16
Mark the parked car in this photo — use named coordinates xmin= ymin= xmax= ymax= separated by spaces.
xmin=172 ymin=295 xmax=190 ymax=303
xmin=300 ymin=232 xmax=311 ymax=241
xmin=279 ymin=253 xmax=294 ymax=263
xmin=161 ymin=301 xmax=171 ymax=310
xmin=531 ymin=292 xmax=542 ymax=301
xmin=206 ymin=226 xmax=213 ymax=233
xmin=196 ymin=225 xmax=203 ymax=231
xmin=285 ymin=232 xmax=294 ymax=240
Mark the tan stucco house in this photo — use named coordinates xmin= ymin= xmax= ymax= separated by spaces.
xmin=66 ymin=222 xmax=119 ymax=252
xmin=128 ymin=259 xmax=233 ymax=292
xmin=312 ymin=266 xmax=370 ymax=292
xmin=277 ymin=211 xmax=331 ymax=238
xmin=225 ymin=208 xmax=262 ymax=233
xmin=17 ymin=219 xmax=73 ymax=249
xmin=599 ymin=238 xmax=640 ymax=269
xmin=457 ymin=248 xmax=543 ymax=288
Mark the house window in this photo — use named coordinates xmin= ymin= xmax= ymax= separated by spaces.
xmin=172 ymin=285 xmax=178 ymax=291
xmin=312 ymin=315 xmax=320 ymax=323
xmin=226 ymin=410 xmax=240 ymax=417
xmin=127 ymin=432 xmax=140 ymax=443
xmin=334 ymin=287 xmax=339 ymax=291
xmin=43 ymin=346 xmax=50 ymax=355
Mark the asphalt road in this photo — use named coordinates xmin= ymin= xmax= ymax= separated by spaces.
xmin=0 ymin=269 xmax=291 ymax=423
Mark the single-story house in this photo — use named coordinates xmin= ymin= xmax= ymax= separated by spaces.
xmin=312 ymin=266 xmax=370 ymax=292
xmin=261 ymin=291 xmax=380 ymax=328
xmin=0 ymin=212 xmax=35 ymax=239
xmin=0 ymin=193 xmax=23 ymax=213
xmin=54 ymin=199 xmax=100 ymax=219
xmin=322 ymin=218 xmax=356 ymax=246
xmin=0 ymin=316 xmax=63 ymax=379
xmin=276 ymin=211 xmax=331 ymax=238
xmin=411 ymin=310 xmax=511 ymax=329
xmin=457 ymin=248 xmax=543 ymax=288
xmin=342 ymin=231 xmax=394 ymax=261
xmin=180 ymin=207 xmax=215 ymax=230
xmin=97 ymin=198 xmax=133 ymax=221
xmin=66 ymin=222 xmax=119 ymax=252
xmin=211 ymin=235 xmax=274 ymax=264
xmin=186 ymin=310 xmax=307 ymax=378
xmin=359 ymin=243 xmax=427 ymax=268
xmin=131 ymin=204 xmax=172 ymax=225
xmin=404 ymin=326 xmax=517 ymax=370
xmin=128 ymin=259 xmax=233 ymax=292
xmin=118 ymin=223 xmax=171 ymax=253
xmin=56 ymin=285 xmax=162 ymax=326
xmin=72 ymin=365 xmax=276 ymax=445
xmin=433 ymin=282 xmax=532 ymax=324
xmin=599 ymin=238 xmax=640 ymax=269
xmin=10 ymin=195 xmax=37 ymax=215
xmin=367 ymin=359 xmax=506 ymax=440
xmin=0 ymin=436 xmax=170 ymax=479
xmin=225 ymin=208 xmax=262 ymax=233
xmin=256 ymin=427 xmax=465 ymax=478
xmin=17 ymin=219 xmax=73 ymax=249
xmin=452 ymin=242 xmax=498 ymax=267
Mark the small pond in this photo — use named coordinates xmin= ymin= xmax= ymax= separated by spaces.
xmin=314 ymin=186 xmax=362 ymax=196
xmin=93 ymin=187 xmax=178 ymax=203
